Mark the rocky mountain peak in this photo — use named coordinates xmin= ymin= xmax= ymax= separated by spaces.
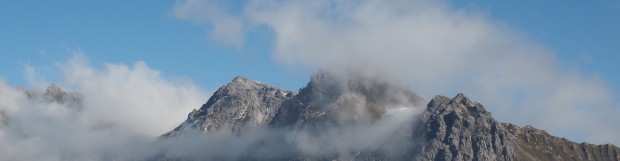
xmin=43 ymin=84 xmax=83 ymax=107
xmin=158 ymin=74 xmax=620 ymax=161
xmin=427 ymin=93 xmax=490 ymax=120
xmin=271 ymin=70 xmax=426 ymax=128
xmin=418 ymin=93 xmax=515 ymax=161
xmin=418 ymin=93 xmax=620 ymax=161
xmin=217 ymin=76 xmax=292 ymax=99
xmin=231 ymin=76 xmax=258 ymax=84
xmin=162 ymin=76 xmax=293 ymax=137
xmin=44 ymin=84 xmax=63 ymax=96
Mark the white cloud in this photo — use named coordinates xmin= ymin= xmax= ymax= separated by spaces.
xmin=58 ymin=53 xmax=208 ymax=137
xmin=172 ymin=0 xmax=245 ymax=47
xmin=175 ymin=0 xmax=620 ymax=145
xmin=0 ymin=53 xmax=208 ymax=160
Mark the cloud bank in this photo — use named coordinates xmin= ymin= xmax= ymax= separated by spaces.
xmin=173 ymin=0 xmax=620 ymax=145
xmin=0 ymin=54 xmax=207 ymax=160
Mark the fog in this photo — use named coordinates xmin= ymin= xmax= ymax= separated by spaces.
xmin=0 ymin=54 xmax=207 ymax=160
xmin=174 ymin=0 xmax=620 ymax=145
xmin=1 ymin=0 xmax=619 ymax=160
xmin=0 ymin=54 xmax=424 ymax=160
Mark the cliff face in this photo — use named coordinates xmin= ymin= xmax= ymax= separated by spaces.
xmin=161 ymin=72 xmax=620 ymax=161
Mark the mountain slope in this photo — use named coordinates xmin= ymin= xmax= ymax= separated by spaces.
xmin=508 ymin=124 xmax=620 ymax=161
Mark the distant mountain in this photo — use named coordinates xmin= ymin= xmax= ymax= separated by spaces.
xmin=0 ymin=85 xmax=83 ymax=128
xmin=43 ymin=84 xmax=83 ymax=108
xmin=160 ymin=71 xmax=620 ymax=161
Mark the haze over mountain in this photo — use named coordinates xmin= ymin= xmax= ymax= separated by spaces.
xmin=154 ymin=71 xmax=620 ymax=161
xmin=0 ymin=62 xmax=619 ymax=160
xmin=1 ymin=0 xmax=619 ymax=161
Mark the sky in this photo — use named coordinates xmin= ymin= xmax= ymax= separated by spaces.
xmin=1 ymin=0 xmax=620 ymax=147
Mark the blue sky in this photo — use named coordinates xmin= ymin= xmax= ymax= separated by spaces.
xmin=454 ymin=0 xmax=620 ymax=87
xmin=1 ymin=0 xmax=618 ymax=91
xmin=0 ymin=0 xmax=310 ymax=90
xmin=1 ymin=0 xmax=620 ymax=144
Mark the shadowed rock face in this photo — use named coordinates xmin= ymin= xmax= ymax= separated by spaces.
xmin=270 ymin=70 xmax=426 ymax=129
xmin=415 ymin=94 xmax=518 ymax=161
xmin=160 ymin=72 xmax=620 ymax=161
xmin=415 ymin=94 xmax=620 ymax=161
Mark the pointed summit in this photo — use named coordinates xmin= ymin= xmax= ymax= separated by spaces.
xmin=231 ymin=76 xmax=252 ymax=83
xmin=43 ymin=84 xmax=83 ymax=107
xmin=44 ymin=84 xmax=64 ymax=97
xmin=162 ymin=76 xmax=292 ymax=137
xmin=271 ymin=70 xmax=426 ymax=128
xmin=159 ymin=73 xmax=620 ymax=160
xmin=419 ymin=93 xmax=513 ymax=160
xmin=427 ymin=93 xmax=489 ymax=117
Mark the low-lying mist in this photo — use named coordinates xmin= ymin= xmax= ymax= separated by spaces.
xmin=0 ymin=55 xmax=207 ymax=160
xmin=0 ymin=55 xmax=427 ymax=160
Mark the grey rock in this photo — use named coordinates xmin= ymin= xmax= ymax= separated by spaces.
xmin=270 ymin=70 xmax=425 ymax=128
xmin=414 ymin=93 xmax=517 ymax=161
xmin=162 ymin=76 xmax=293 ymax=137
xmin=0 ymin=111 xmax=6 ymax=129
xmin=43 ymin=84 xmax=83 ymax=108
xmin=159 ymin=72 xmax=620 ymax=161
xmin=415 ymin=93 xmax=620 ymax=161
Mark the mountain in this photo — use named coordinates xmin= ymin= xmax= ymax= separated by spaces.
xmin=161 ymin=76 xmax=293 ymax=137
xmin=43 ymin=84 xmax=83 ymax=108
xmin=270 ymin=71 xmax=425 ymax=128
xmin=0 ymin=85 xmax=83 ymax=128
xmin=160 ymin=71 xmax=620 ymax=161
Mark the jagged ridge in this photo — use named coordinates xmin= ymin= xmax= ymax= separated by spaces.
xmin=161 ymin=72 xmax=620 ymax=161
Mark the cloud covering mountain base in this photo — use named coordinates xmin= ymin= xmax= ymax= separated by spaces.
xmin=174 ymin=0 xmax=620 ymax=145
xmin=0 ymin=54 xmax=207 ymax=160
